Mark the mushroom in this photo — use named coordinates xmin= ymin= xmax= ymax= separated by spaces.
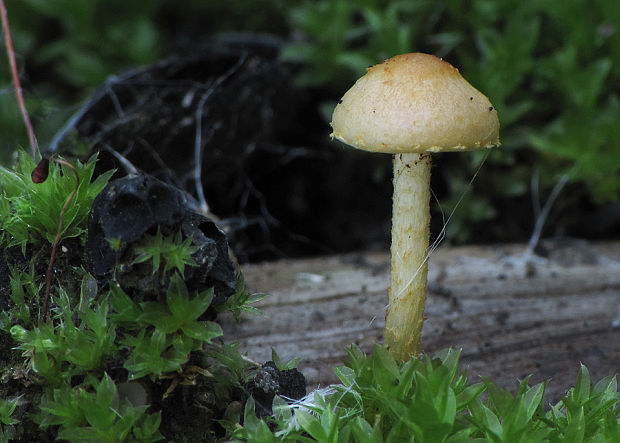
xmin=330 ymin=53 xmax=500 ymax=361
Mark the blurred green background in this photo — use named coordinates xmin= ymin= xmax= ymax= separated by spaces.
xmin=1 ymin=0 xmax=619 ymax=246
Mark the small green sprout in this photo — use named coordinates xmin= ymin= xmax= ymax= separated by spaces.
xmin=106 ymin=236 xmax=123 ymax=252
xmin=34 ymin=373 xmax=162 ymax=442
xmin=217 ymin=274 xmax=268 ymax=322
xmin=0 ymin=396 xmax=19 ymax=443
xmin=111 ymin=275 xmax=223 ymax=380
xmin=271 ymin=349 xmax=300 ymax=372
xmin=10 ymin=287 xmax=117 ymax=386
xmin=132 ymin=227 xmax=198 ymax=277
xmin=7 ymin=264 xmax=39 ymax=326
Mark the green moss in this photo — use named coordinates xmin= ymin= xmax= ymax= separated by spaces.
xmin=0 ymin=154 xmax=265 ymax=440
xmin=230 ymin=346 xmax=620 ymax=442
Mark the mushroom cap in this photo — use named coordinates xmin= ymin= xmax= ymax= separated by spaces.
xmin=330 ymin=53 xmax=500 ymax=153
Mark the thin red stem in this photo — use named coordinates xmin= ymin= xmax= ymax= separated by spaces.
xmin=41 ymin=158 xmax=79 ymax=322
xmin=0 ymin=0 xmax=38 ymax=157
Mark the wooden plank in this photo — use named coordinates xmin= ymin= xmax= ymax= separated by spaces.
xmin=220 ymin=241 xmax=620 ymax=402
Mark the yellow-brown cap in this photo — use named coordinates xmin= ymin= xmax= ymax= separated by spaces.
xmin=330 ymin=53 xmax=500 ymax=153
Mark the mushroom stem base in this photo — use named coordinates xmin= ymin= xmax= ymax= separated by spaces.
xmin=385 ymin=152 xmax=431 ymax=362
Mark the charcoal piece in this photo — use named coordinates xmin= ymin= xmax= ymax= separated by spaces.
xmin=86 ymin=173 xmax=236 ymax=303
xmin=245 ymin=361 xmax=306 ymax=418
xmin=180 ymin=212 xmax=236 ymax=305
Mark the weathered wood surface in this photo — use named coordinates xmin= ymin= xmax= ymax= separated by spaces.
xmin=221 ymin=240 xmax=620 ymax=402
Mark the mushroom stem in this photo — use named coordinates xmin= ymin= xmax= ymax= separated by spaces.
xmin=385 ymin=152 xmax=431 ymax=361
